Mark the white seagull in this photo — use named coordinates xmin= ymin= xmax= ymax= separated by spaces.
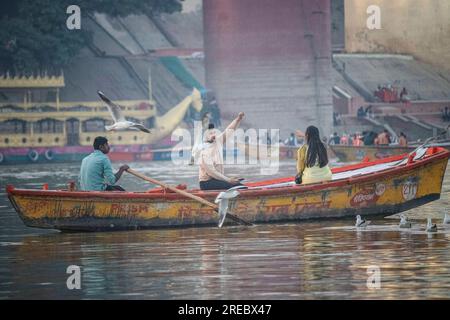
xmin=443 ymin=213 xmax=450 ymax=225
xmin=399 ymin=214 xmax=412 ymax=228
xmin=97 ymin=91 xmax=151 ymax=133
xmin=426 ymin=217 xmax=437 ymax=233
xmin=355 ymin=214 xmax=370 ymax=228
xmin=214 ymin=188 xmax=241 ymax=228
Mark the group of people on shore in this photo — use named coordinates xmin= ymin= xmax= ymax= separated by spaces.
xmin=329 ymin=130 xmax=408 ymax=147
xmin=356 ymin=106 xmax=374 ymax=119
xmin=78 ymin=112 xmax=333 ymax=192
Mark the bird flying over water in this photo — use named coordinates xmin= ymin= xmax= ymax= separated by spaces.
xmin=97 ymin=91 xmax=151 ymax=133
xmin=355 ymin=214 xmax=370 ymax=228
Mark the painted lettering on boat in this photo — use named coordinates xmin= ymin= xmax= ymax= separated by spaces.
xmin=178 ymin=205 xmax=215 ymax=219
xmin=294 ymin=201 xmax=331 ymax=213
xmin=264 ymin=204 xmax=291 ymax=215
xmin=350 ymin=183 xmax=385 ymax=207
xmin=24 ymin=200 xmax=97 ymax=218
xmin=66 ymin=202 xmax=96 ymax=218
xmin=402 ymin=180 xmax=418 ymax=201
xmin=375 ymin=183 xmax=386 ymax=196
xmin=51 ymin=201 xmax=95 ymax=218
xmin=110 ymin=203 xmax=149 ymax=217
xmin=23 ymin=200 xmax=48 ymax=212
xmin=253 ymin=201 xmax=332 ymax=216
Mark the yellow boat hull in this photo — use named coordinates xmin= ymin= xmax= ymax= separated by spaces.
xmin=6 ymin=148 xmax=449 ymax=232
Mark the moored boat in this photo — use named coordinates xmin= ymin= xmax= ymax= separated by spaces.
xmin=6 ymin=146 xmax=449 ymax=232
xmin=330 ymin=144 xmax=415 ymax=162
xmin=236 ymin=142 xmax=335 ymax=161
xmin=330 ymin=141 xmax=450 ymax=163
xmin=0 ymin=73 xmax=203 ymax=165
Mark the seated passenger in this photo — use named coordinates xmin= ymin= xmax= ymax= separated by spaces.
xmin=198 ymin=112 xmax=245 ymax=190
xmin=398 ymin=132 xmax=408 ymax=146
xmin=79 ymin=136 xmax=129 ymax=191
xmin=295 ymin=126 xmax=332 ymax=185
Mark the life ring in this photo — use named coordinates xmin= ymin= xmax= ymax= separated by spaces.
xmin=44 ymin=149 xmax=54 ymax=161
xmin=0 ymin=152 xmax=3 ymax=164
xmin=28 ymin=150 xmax=39 ymax=162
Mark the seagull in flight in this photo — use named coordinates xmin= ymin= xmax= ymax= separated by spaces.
xmin=97 ymin=91 xmax=151 ymax=133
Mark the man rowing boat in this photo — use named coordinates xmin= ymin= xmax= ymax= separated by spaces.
xmin=198 ymin=112 xmax=245 ymax=190
xmin=79 ymin=136 xmax=129 ymax=191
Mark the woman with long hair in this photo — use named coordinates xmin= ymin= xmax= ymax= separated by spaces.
xmin=295 ymin=126 xmax=332 ymax=184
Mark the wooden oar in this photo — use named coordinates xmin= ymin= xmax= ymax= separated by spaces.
xmin=126 ymin=168 xmax=252 ymax=226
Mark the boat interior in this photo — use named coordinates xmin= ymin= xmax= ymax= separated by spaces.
xmin=145 ymin=146 xmax=446 ymax=193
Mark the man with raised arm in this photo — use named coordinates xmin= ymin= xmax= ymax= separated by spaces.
xmin=198 ymin=112 xmax=245 ymax=190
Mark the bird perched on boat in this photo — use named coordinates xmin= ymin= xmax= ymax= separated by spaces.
xmin=426 ymin=217 xmax=437 ymax=233
xmin=355 ymin=215 xmax=370 ymax=228
xmin=399 ymin=214 xmax=412 ymax=228
xmin=97 ymin=91 xmax=151 ymax=133
xmin=443 ymin=213 xmax=450 ymax=225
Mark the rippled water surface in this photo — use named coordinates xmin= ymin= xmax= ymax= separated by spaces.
xmin=1 ymin=160 xmax=450 ymax=299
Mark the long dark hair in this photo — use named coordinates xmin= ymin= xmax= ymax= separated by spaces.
xmin=305 ymin=126 xmax=328 ymax=168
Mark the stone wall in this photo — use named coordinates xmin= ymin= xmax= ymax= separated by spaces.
xmin=203 ymin=0 xmax=333 ymax=138
xmin=344 ymin=0 xmax=450 ymax=72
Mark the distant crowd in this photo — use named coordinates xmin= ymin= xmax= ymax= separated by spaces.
xmin=282 ymin=129 xmax=408 ymax=148
xmin=356 ymin=106 xmax=375 ymax=119
xmin=328 ymin=130 xmax=408 ymax=147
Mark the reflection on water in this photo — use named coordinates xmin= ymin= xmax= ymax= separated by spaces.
xmin=0 ymin=160 xmax=449 ymax=299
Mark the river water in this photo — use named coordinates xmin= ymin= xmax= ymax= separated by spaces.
xmin=0 ymin=160 xmax=450 ymax=299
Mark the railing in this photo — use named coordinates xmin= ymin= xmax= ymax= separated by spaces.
xmin=0 ymin=130 xmax=156 ymax=148
xmin=78 ymin=131 xmax=155 ymax=146
xmin=0 ymin=99 xmax=154 ymax=109
xmin=0 ymin=109 xmax=156 ymax=121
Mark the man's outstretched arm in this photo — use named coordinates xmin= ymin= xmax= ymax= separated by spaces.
xmin=217 ymin=112 xmax=245 ymax=143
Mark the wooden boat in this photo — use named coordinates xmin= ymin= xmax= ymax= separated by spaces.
xmin=330 ymin=144 xmax=415 ymax=162
xmin=236 ymin=143 xmax=335 ymax=160
xmin=6 ymin=146 xmax=449 ymax=232
xmin=0 ymin=89 xmax=203 ymax=165
xmin=330 ymin=140 xmax=450 ymax=163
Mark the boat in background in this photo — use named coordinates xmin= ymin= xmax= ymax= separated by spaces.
xmin=0 ymin=75 xmax=203 ymax=165
xmin=329 ymin=144 xmax=414 ymax=162
xmin=7 ymin=146 xmax=449 ymax=232
xmin=237 ymin=143 xmax=335 ymax=161
xmin=330 ymin=139 xmax=450 ymax=162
